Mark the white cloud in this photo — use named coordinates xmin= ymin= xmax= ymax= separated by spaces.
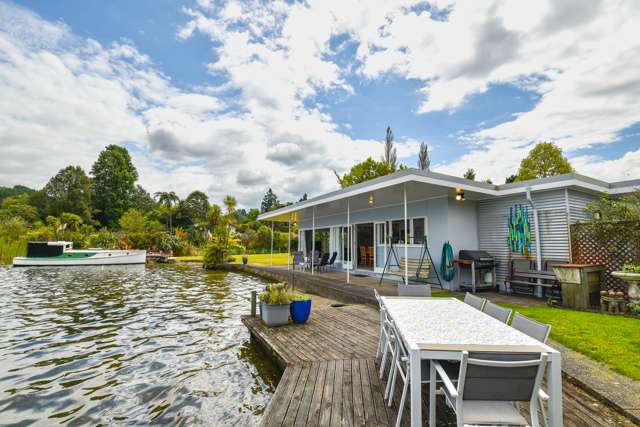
xmin=2 ymin=0 xmax=639 ymax=210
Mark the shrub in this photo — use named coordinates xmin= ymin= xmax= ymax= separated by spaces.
xmin=290 ymin=292 xmax=311 ymax=301
xmin=203 ymin=240 xmax=228 ymax=268
xmin=258 ymin=283 xmax=292 ymax=305
xmin=88 ymin=229 xmax=120 ymax=249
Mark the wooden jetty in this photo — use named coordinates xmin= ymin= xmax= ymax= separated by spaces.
xmin=243 ymin=303 xmax=637 ymax=426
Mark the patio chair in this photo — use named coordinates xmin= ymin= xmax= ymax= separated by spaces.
xmin=305 ymin=251 xmax=320 ymax=270
xmin=397 ymin=284 xmax=431 ymax=297
xmin=434 ymin=351 xmax=548 ymax=427
xmin=379 ymin=317 xmax=397 ymax=380
xmin=482 ymin=300 xmax=512 ymax=323
xmin=511 ymin=313 xmax=551 ymax=343
xmin=317 ymin=252 xmax=330 ymax=271
xmin=327 ymin=251 xmax=337 ymax=270
xmin=385 ymin=321 xmax=458 ymax=427
xmin=292 ymin=251 xmax=305 ymax=271
xmin=463 ymin=292 xmax=486 ymax=311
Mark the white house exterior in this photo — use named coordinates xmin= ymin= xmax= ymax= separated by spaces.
xmin=258 ymin=169 xmax=639 ymax=290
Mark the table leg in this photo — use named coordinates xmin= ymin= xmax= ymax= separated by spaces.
xmin=410 ymin=348 xmax=422 ymax=427
xmin=429 ymin=360 xmax=436 ymax=426
xmin=547 ymin=352 xmax=563 ymax=427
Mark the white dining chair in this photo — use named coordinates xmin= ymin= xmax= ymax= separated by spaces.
xmin=463 ymin=292 xmax=486 ymax=311
xmin=482 ymin=300 xmax=513 ymax=323
xmin=511 ymin=312 xmax=552 ymax=343
xmin=434 ymin=351 xmax=548 ymax=427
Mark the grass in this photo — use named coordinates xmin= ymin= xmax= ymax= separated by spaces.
xmin=502 ymin=304 xmax=640 ymax=381
xmin=231 ymin=253 xmax=292 ymax=266
xmin=173 ymin=256 xmax=203 ymax=262
xmin=173 ymin=253 xmax=293 ymax=265
xmin=0 ymin=239 xmax=26 ymax=264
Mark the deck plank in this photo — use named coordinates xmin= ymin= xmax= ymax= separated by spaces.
xmin=248 ymin=302 xmax=637 ymax=427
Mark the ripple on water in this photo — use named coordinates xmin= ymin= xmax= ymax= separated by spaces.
xmin=0 ymin=264 xmax=279 ymax=426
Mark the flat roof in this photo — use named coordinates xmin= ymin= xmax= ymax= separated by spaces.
xmin=258 ymin=168 xmax=639 ymax=221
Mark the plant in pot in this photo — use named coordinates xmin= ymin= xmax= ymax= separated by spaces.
xmin=290 ymin=292 xmax=312 ymax=324
xmin=258 ymin=283 xmax=292 ymax=326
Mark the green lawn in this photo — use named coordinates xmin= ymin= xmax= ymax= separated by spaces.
xmin=432 ymin=289 xmax=640 ymax=381
xmin=233 ymin=253 xmax=292 ymax=266
xmin=502 ymin=304 xmax=640 ymax=381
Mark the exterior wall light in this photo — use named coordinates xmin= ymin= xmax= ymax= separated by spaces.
xmin=455 ymin=187 xmax=465 ymax=201
xmin=368 ymin=193 xmax=375 ymax=204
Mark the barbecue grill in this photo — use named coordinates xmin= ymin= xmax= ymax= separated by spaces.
xmin=454 ymin=250 xmax=499 ymax=293
xmin=458 ymin=250 xmax=499 ymax=269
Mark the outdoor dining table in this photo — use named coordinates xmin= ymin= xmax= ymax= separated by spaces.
xmin=380 ymin=296 xmax=563 ymax=427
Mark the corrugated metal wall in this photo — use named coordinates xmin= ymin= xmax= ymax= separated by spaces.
xmin=478 ymin=189 xmax=572 ymax=284
xmin=567 ymin=189 xmax=598 ymax=223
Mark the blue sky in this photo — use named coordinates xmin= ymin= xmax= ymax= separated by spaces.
xmin=1 ymin=0 xmax=639 ymax=207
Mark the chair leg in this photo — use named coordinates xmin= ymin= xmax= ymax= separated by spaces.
xmin=379 ymin=338 xmax=394 ymax=379
xmin=385 ymin=348 xmax=399 ymax=403
xmin=395 ymin=373 xmax=409 ymax=427
xmin=530 ymin=398 xmax=540 ymax=427
xmin=539 ymin=395 xmax=549 ymax=427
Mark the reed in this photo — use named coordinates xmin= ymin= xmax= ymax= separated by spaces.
xmin=0 ymin=239 xmax=26 ymax=264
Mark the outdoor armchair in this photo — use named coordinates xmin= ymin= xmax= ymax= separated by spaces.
xmin=463 ymin=292 xmax=486 ymax=311
xmin=434 ymin=350 xmax=548 ymax=427
xmin=482 ymin=300 xmax=512 ymax=323
xmin=511 ymin=312 xmax=551 ymax=343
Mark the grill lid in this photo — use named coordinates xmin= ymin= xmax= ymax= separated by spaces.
xmin=459 ymin=250 xmax=494 ymax=261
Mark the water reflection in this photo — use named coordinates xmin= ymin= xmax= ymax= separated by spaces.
xmin=0 ymin=264 xmax=278 ymax=425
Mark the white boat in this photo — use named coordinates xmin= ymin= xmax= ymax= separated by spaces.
xmin=13 ymin=241 xmax=146 ymax=266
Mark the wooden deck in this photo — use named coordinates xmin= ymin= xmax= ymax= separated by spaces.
xmin=244 ymin=303 xmax=637 ymax=427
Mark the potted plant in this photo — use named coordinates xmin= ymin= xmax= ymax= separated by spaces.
xmin=290 ymin=292 xmax=312 ymax=324
xmin=612 ymin=264 xmax=640 ymax=313
xmin=258 ymin=283 xmax=292 ymax=326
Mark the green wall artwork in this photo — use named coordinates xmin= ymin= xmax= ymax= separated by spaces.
xmin=508 ymin=204 xmax=532 ymax=255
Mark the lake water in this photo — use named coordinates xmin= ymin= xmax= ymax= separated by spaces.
xmin=0 ymin=264 xmax=279 ymax=426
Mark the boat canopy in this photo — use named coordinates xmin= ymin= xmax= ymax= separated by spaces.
xmin=26 ymin=241 xmax=72 ymax=257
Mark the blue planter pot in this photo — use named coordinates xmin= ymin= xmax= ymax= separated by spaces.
xmin=290 ymin=299 xmax=312 ymax=324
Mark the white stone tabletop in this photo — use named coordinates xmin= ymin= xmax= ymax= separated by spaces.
xmin=381 ymin=297 xmax=550 ymax=351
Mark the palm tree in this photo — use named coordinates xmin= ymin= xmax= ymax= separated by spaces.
xmin=154 ymin=191 xmax=180 ymax=231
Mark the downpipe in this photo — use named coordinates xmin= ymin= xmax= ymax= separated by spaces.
xmin=526 ymin=188 xmax=543 ymax=297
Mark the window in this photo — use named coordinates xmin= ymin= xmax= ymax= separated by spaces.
xmin=389 ymin=217 xmax=427 ymax=245
xmin=412 ymin=218 xmax=425 ymax=244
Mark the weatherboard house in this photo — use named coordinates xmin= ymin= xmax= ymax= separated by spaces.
xmin=258 ymin=169 xmax=639 ymax=292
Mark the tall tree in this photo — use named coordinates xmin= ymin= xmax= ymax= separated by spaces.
xmin=335 ymin=157 xmax=393 ymax=188
xmin=463 ymin=168 xmax=476 ymax=180
xmin=261 ymin=188 xmax=279 ymax=212
xmin=0 ymin=185 xmax=34 ymax=203
xmin=178 ymin=190 xmax=210 ymax=227
xmin=42 ymin=165 xmax=93 ymax=222
xmin=505 ymin=174 xmax=518 ymax=184
xmin=516 ymin=142 xmax=574 ymax=181
xmin=383 ymin=126 xmax=397 ymax=170
xmin=418 ymin=142 xmax=430 ymax=170
xmin=299 ymin=193 xmax=308 ymax=202
xmin=154 ymin=191 xmax=180 ymax=230
xmin=131 ymin=185 xmax=156 ymax=212
xmin=91 ymin=145 xmax=138 ymax=228
xmin=0 ymin=194 xmax=39 ymax=223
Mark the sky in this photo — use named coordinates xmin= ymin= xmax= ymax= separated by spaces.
xmin=1 ymin=0 xmax=639 ymax=208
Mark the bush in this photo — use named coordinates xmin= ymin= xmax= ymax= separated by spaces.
xmin=258 ymin=283 xmax=292 ymax=305
xmin=88 ymin=228 xmax=120 ymax=249
xmin=203 ymin=240 xmax=228 ymax=268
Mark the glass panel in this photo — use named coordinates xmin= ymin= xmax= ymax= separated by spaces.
xmin=341 ymin=226 xmax=351 ymax=262
xmin=413 ymin=218 xmax=425 ymax=244
xmin=390 ymin=219 xmax=407 ymax=244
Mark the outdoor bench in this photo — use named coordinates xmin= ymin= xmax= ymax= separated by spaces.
xmin=506 ymin=263 xmax=561 ymax=300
